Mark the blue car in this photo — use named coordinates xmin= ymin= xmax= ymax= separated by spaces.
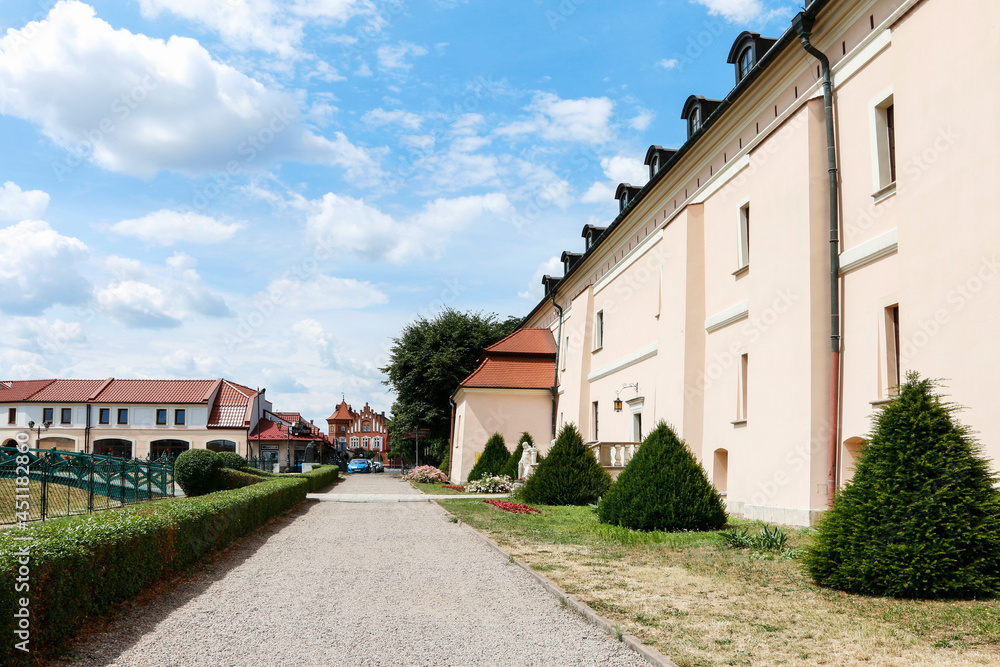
xmin=347 ymin=458 xmax=372 ymax=473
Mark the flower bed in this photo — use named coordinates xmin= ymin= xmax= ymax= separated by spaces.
xmin=484 ymin=499 xmax=542 ymax=514
xmin=443 ymin=484 xmax=466 ymax=492
xmin=465 ymin=474 xmax=514 ymax=493
xmin=402 ymin=465 xmax=448 ymax=484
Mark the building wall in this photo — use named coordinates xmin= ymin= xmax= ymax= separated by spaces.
xmin=0 ymin=424 xmax=248 ymax=457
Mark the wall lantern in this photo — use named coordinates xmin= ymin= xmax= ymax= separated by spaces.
xmin=613 ymin=383 xmax=639 ymax=412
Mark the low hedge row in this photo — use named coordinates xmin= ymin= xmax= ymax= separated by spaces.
xmin=298 ymin=464 xmax=339 ymax=491
xmin=218 ymin=468 xmax=264 ymax=490
xmin=0 ymin=475 xmax=309 ymax=663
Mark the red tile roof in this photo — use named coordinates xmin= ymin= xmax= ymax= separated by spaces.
xmin=250 ymin=417 xmax=327 ymax=442
xmin=208 ymin=380 xmax=258 ymax=429
xmin=27 ymin=379 xmax=113 ymax=402
xmin=95 ymin=379 xmax=221 ymax=404
xmin=460 ymin=357 xmax=555 ymax=389
xmin=326 ymin=400 xmax=355 ymax=422
xmin=485 ymin=328 xmax=557 ymax=356
xmin=0 ymin=379 xmax=56 ymax=402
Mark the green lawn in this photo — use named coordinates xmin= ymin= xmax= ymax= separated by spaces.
xmin=409 ymin=481 xmax=469 ymax=495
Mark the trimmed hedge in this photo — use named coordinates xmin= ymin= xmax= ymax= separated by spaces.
xmin=218 ymin=452 xmax=248 ymax=470
xmin=0 ymin=476 xmax=309 ymax=664
xmin=521 ymin=424 xmax=611 ymax=506
xmin=597 ymin=421 xmax=727 ymax=532
xmin=298 ymin=464 xmax=339 ymax=491
xmin=174 ymin=449 xmax=223 ymax=496
xmin=218 ymin=468 xmax=262 ymax=490
xmin=468 ymin=433 xmax=509 ymax=482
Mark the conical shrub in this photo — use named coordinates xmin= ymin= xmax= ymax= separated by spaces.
xmin=521 ymin=424 xmax=611 ymax=505
xmin=467 ymin=432 xmax=509 ymax=481
xmin=500 ymin=432 xmax=533 ymax=480
xmin=597 ymin=421 xmax=726 ymax=531
xmin=806 ymin=373 xmax=1000 ymax=599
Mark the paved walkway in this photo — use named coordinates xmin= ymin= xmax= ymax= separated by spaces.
xmin=62 ymin=474 xmax=650 ymax=666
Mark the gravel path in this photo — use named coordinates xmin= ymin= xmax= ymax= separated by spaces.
xmin=63 ymin=474 xmax=651 ymax=666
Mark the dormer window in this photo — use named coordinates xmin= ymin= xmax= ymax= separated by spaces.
xmin=561 ymin=251 xmax=583 ymax=274
xmin=738 ymin=47 xmax=753 ymax=80
xmin=581 ymin=224 xmax=607 ymax=251
xmin=727 ymin=31 xmax=777 ymax=85
xmin=644 ymin=146 xmax=677 ymax=180
xmin=615 ymin=184 xmax=641 ymax=213
xmin=680 ymin=96 xmax=722 ymax=140
xmin=689 ymin=106 xmax=701 ymax=135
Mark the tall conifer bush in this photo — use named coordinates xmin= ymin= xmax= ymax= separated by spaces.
xmin=467 ymin=433 xmax=509 ymax=481
xmin=806 ymin=373 xmax=1000 ymax=598
xmin=597 ymin=421 xmax=727 ymax=531
xmin=501 ymin=432 xmax=533 ymax=480
xmin=521 ymin=424 xmax=611 ymax=505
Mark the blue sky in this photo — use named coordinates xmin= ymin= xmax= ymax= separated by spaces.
xmin=0 ymin=0 xmax=795 ymax=423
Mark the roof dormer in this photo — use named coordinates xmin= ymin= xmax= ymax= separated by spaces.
xmin=560 ymin=251 xmax=583 ymax=274
xmin=726 ymin=31 xmax=778 ymax=85
xmin=681 ymin=95 xmax=723 ymax=139
xmin=581 ymin=224 xmax=607 ymax=251
xmin=541 ymin=274 xmax=560 ymax=295
xmin=644 ymin=145 xmax=677 ymax=180
xmin=615 ymin=183 xmax=642 ymax=212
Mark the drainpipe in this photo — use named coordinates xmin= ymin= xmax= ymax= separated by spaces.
xmin=549 ymin=291 xmax=564 ymax=440
xmin=448 ymin=396 xmax=457 ymax=480
xmin=793 ymin=12 xmax=841 ymax=508
xmin=85 ymin=404 xmax=91 ymax=453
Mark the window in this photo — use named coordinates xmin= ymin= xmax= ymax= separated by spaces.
xmin=738 ymin=46 xmax=753 ymax=80
xmin=207 ymin=440 xmax=236 ymax=452
xmin=117 ymin=408 xmax=128 ymax=425
xmin=340 ymin=425 xmax=346 ymax=432
xmin=594 ymin=311 xmax=604 ymax=350
xmin=561 ymin=335 xmax=569 ymax=371
xmin=350 ymin=436 xmax=359 ymax=447
xmin=632 ymin=412 xmax=642 ymax=442
xmin=738 ymin=354 xmax=749 ymax=421
xmin=738 ymin=203 xmax=750 ymax=269
xmin=649 ymin=154 xmax=659 ymax=179
xmin=872 ymin=94 xmax=896 ymax=193
xmin=373 ymin=437 xmax=382 ymax=451
xmin=43 ymin=407 xmax=54 ymax=424
xmin=592 ymin=401 xmax=599 ymax=441
xmin=714 ymin=449 xmax=729 ymax=495
xmin=61 ymin=408 xmax=72 ymax=424
xmin=8 ymin=408 xmax=16 ymax=425
xmin=156 ymin=409 xmax=167 ymax=425
xmin=99 ymin=408 xmax=111 ymax=425
xmin=362 ymin=437 xmax=370 ymax=448
xmin=363 ymin=423 xmax=371 ymax=432
xmin=174 ymin=409 xmax=186 ymax=425
xmin=885 ymin=305 xmax=900 ymax=396
xmin=689 ymin=106 xmax=701 ymax=135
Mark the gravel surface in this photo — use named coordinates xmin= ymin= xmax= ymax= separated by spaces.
xmin=63 ymin=474 xmax=651 ymax=666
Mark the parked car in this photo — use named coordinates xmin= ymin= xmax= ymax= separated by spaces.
xmin=370 ymin=460 xmax=384 ymax=473
xmin=347 ymin=458 xmax=372 ymax=473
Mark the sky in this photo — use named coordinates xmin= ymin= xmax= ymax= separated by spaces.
xmin=0 ymin=0 xmax=796 ymax=424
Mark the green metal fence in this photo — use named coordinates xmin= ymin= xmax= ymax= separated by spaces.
xmin=0 ymin=447 xmax=176 ymax=525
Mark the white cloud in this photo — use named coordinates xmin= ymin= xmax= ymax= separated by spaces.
xmin=376 ymin=42 xmax=428 ymax=71
xmin=656 ymin=58 xmax=679 ymax=70
xmin=0 ymin=2 xmax=380 ymax=179
xmin=629 ymin=109 xmax=655 ymax=131
xmin=0 ymin=316 xmax=85 ymax=359
xmin=111 ymin=209 xmax=244 ymax=245
xmin=495 ymin=93 xmax=614 ymax=144
xmin=305 ymin=60 xmax=346 ymax=83
xmin=694 ymin=0 xmax=791 ymax=24
xmin=0 ymin=220 xmax=90 ymax=314
xmin=362 ymin=108 xmax=423 ymax=130
xmin=138 ymin=0 xmax=373 ymax=57
xmin=95 ymin=280 xmax=181 ymax=329
xmin=111 ymin=210 xmax=244 ymax=245
xmin=519 ymin=256 xmax=563 ymax=300
xmin=265 ymin=275 xmax=388 ymax=310
xmin=0 ymin=182 xmax=50 ymax=223
xmin=580 ymin=154 xmax=647 ymax=204
xmin=291 ymin=318 xmax=381 ymax=376
xmin=581 ymin=181 xmax=616 ymax=205
xmin=306 ymin=192 xmax=512 ymax=263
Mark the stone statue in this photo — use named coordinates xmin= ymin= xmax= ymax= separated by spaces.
xmin=304 ymin=441 xmax=317 ymax=464
xmin=518 ymin=445 xmax=539 ymax=480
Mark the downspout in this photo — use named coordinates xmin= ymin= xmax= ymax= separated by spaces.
xmin=793 ymin=12 xmax=841 ymax=508
xmin=448 ymin=396 xmax=457 ymax=481
xmin=549 ymin=291 xmax=564 ymax=440
xmin=85 ymin=403 xmax=91 ymax=453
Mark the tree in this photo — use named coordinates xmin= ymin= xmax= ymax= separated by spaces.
xmin=381 ymin=308 xmax=520 ymax=465
xmin=468 ymin=433 xmax=509 ymax=481
xmin=806 ymin=373 xmax=1000 ymax=599
xmin=521 ymin=424 xmax=611 ymax=506
xmin=501 ymin=432 xmax=533 ymax=480
xmin=597 ymin=421 xmax=726 ymax=532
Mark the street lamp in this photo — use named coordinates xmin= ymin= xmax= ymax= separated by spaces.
xmin=27 ymin=419 xmax=51 ymax=449
xmin=613 ymin=383 xmax=639 ymax=412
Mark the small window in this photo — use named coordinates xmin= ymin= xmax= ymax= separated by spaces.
xmin=340 ymin=425 xmax=346 ymax=432
xmin=886 ymin=105 xmax=896 ymax=183
xmin=738 ymin=47 xmax=754 ymax=80
xmin=43 ymin=407 xmax=54 ymax=424
xmin=117 ymin=408 xmax=128 ymax=425
xmin=562 ymin=335 xmax=569 ymax=371
xmin=350 ymin=436 xmax=359 ymax=447
xmin=156 ymin=409 xmax=167 ymax=425
xmin=61 ymin=408 xmax=72 ymax=424
xmin=649 ymin=154 xmax=659 ymax=179
xmin=174 ymin=409 xmax=186 ymax=426
xmin=873 ymin=95 xmax=896 ymax=192
xmin=738 ymin=354 xmax=749 ymax=421
xmin=363 ymin=423 xmax=371 ymax=432
xmin=738 ymin=203 xmax=750 ymax=269
xmin=99 ymin=408 xmax=111 ymax=424
xmin=7 ymin=407 xmax=16 ymax=425
xmin=885 ymin=305 xmax=900 ymax=396
xmin=689 ymin=106 xmax=701 ymax=135
xmin=362 ymin=436 xmax=370 ymax=448
xmin=594 ymin=311 xmax=604 ymax=350
xmin=592 ymin=401 xmax=600 ymax=441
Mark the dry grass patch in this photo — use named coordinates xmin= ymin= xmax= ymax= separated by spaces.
xmin=438 ymin=499 xmax=1000 ymax=666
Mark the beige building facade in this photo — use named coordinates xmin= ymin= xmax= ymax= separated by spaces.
xmin=515 ymin=0 xmax=1000 ymax=525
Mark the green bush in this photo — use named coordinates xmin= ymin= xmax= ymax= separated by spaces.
xmin=299 ymin=465 xmax=339 ymax=491
xmin=0 ymin=476 xmax=308 ymax=664
xmin=218 ymin=451 xmax=248 ymax=470
xmin=218 ymin=468 xmax=261 ymax=490
xmin=468 ymin=433 xmax=510 ymax=482
xmin=242 ymin=467 xmax=277 ymax=478
xmin=174 ymin=449 xmax=223 ymax=496
xmin=439 ymin=450 xmax=451 ymax=479
xmin=597 ymin=421 xmax=726 ymax=532
xmin=806 ymin=373 xmax=1000 ymax=599
xmin=501 ymin=432 xmax=533 ymax=480
xmin=521 ymin=424 xmax=611 ymax=506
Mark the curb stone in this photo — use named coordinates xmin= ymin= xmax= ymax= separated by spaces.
xmin=436 ymin=504 xmax=680 ymax=667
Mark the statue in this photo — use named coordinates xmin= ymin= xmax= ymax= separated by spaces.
xmin=304 ymin=441 xmax=317 ymax=464
xmin=517 ymin=444 xmax=539 ymax=480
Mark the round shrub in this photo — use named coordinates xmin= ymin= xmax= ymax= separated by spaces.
xmin=806 ymin=373 xmax=1000 ymax=599
xmin=500 ymin=432 xmax=533 ymax=480
xmin=174 ymin=449 xmax=223 ymax=497
xmin=597 ymin=421 xmax=726 ymax=532
xmin=468 ymin=432 xmax=510 ymax=482
xmin=218 ymin=452 xmax=248 ymax=470
xmin=521 ymin=424 xmax=611 ymax=506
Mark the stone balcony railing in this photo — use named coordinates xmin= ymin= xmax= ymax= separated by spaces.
xmin=588 ymin=441 xmax=641 ymax=469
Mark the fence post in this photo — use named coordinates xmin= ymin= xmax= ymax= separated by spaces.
xmin=147 ymin=459 xmax=152 ymax=501
xmin=89 ymin=456 xmax=95 ymax=512
xmin=40 ymin=453 xmax=49 ymax=521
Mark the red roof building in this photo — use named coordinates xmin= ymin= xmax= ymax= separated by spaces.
xmin=326 ymin=399 xmax=390 ymax=460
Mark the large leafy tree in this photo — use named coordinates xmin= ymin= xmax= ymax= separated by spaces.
xmin=381 ymin=308 xmax=520 ymax=464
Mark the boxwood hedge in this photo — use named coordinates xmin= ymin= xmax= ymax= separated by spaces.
xmin=0 ymin=475 xmax=308 ymax=664
xmin=298 ymin=464 xmax=339 ymax=491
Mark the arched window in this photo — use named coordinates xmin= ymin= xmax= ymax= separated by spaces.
xmin=738 ymin=46 xmax=754 ymax=80
xmin=93 ymin=438 xmax=133 ymax=458
xmin=207 ymin=440 xmax=236 ymax=452
xmin=689 ymin=106 xmax=701 ymax=135
xmin=363 ymin=422 xmax=371 ymax=432
xmin=2 ymin=439 xmax=18 ymax=448
xmin=151 ymin=439 xmax=190 ymax=459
